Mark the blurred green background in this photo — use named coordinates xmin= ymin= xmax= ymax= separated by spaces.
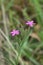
xmin=0 ymin=0 xmax=43 ymax=65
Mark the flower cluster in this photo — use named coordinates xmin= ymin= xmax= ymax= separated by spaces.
xmin=10 ymin=21 xmax=35 ymax=36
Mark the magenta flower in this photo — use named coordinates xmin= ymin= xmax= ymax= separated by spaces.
xmin=10 ymin=29 xmax=19 ymax=36
xmin=26 ymin=20 xmax=35 ymax=27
